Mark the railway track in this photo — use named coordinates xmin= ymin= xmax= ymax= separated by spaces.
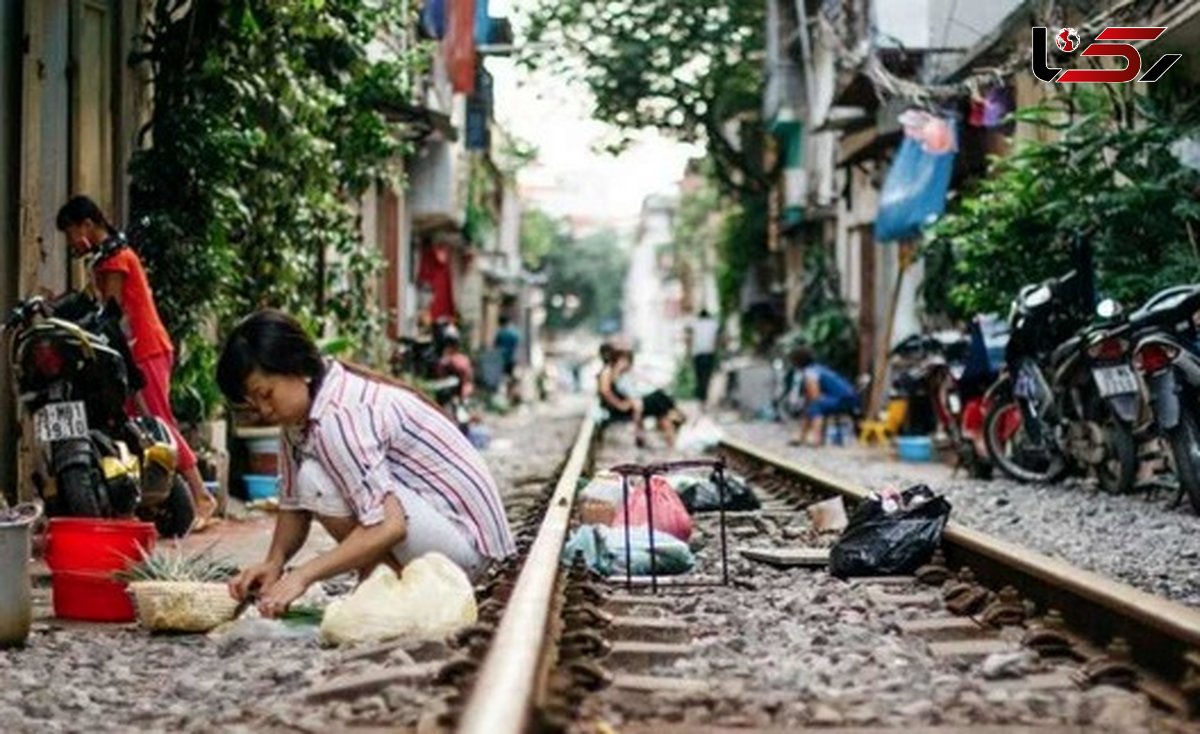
xmin=438 ymin=421 xmax=1200 ymax=732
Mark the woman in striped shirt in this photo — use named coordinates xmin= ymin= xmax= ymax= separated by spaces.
xmin=217 ymin=310 xmax=515 ymax=617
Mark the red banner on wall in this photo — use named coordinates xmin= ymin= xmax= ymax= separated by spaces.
xmin=445 ymin=0 xmax=477 ymax=94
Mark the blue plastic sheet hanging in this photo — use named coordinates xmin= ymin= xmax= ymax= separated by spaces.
xmin=421 ymin=0 xmax=446 ymax=38
xmin=874 ymin=118 xmax=957 ymax=243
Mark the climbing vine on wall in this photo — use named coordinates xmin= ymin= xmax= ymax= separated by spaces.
xmin=128 ymin=0 xmax=428 ymax=419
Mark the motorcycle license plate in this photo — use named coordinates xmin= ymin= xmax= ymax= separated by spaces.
xmin=1092 ymin=365 xmax=1138 ymax=398
xmin=33 ymin=401 xmax=89 ymax=442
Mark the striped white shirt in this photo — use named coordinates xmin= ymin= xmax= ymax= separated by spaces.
xmin=278 ymin=360 xmax=515 ymax=560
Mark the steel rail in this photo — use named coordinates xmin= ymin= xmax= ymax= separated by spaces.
xmin=720 ymin=436 xmax=1200 ymax=690
xmin=458 ymin=417 xmax=595 ymax=734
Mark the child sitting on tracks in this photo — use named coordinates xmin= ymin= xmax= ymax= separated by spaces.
xmin=597 ymin=341 xmax=686 ymax=449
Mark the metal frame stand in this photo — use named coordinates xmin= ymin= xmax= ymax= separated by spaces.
xmin=610 ymin=458 xmax=730 ymax=593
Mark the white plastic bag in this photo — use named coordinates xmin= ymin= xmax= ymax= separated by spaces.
xmin=579 ymin=471 xmax=624 ymax=526
xmin=676 ymin=416 xmax=723 ymax=453
xmin=319 ymin=553 xmax=477 ymax=646
xmin=580 ymin=471 xmax=624 ymax=504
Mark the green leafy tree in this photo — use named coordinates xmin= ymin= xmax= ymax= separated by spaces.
xmin=519 ymin=208 xmax=568 ymax=270
xmin=670 ymin=170 xmax=721 ymax=312
xmin=522 ymin=0 xmax=769 ymax=196
xmin=715 ymin=193 xmax=769 ymax=319
xmin=924 ymin=85 xmax=1200 ymax=318
xmin=539 ymin=228 xmax=630 ymax=332
xmin=130 ymin=0 xmax=426 ymax=420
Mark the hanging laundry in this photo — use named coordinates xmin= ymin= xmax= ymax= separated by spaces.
xmin=968 ymin=98 xmax=987 ymax=127
xmin=982 ymin=87 xmax=1014 ymax=129
xmin=417 ymin=241 xmax=456 ymax=322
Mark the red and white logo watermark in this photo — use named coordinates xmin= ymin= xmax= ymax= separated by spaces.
xmin=1055 ymin=27 xmax=1080 ymax=53
xmin=1032 ymin=26 xmax=1181 ymax=83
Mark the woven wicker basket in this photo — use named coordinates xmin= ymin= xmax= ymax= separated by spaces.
xmin=127 ymin=581 xmax=241 ymax=633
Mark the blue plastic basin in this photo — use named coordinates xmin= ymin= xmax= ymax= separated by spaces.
xmin=242 ymin=474 xmax=279 ymax=500
xmin=896 ymin=436 xmax=934 ymax=463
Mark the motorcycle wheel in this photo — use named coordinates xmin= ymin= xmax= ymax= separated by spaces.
xmin=1093 ymin=416 xmax=1137 ymax=494
xmin=984 ymin=395 xmax=1068 ymax=484
xmin=153 ymin=477 xmax=195 ymax=539
xmin=57 ymin=465 xmax=105 ymax=517
xmin=1168 ymin=410 xmax=1200 ymax=513
xmin=961 ymin=442 xmax=994 ymax=480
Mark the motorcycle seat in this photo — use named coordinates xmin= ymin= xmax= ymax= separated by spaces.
xmin=1130 ymin=285 xmax=1200 ymax=328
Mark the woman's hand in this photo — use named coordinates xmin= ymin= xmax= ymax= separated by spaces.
xmin=257 ymin=571 xmax=311 ymax=618
xmin=229 ymin=560 xmax=283 ymax=601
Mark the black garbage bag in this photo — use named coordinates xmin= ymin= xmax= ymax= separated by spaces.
xmin=674 ymin=473 xmax=761 ymax=513
xmin=828 ymin=484 xmax=951 ymax=579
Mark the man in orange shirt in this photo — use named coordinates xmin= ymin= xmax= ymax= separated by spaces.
xmin=56 ymin=196 xmax=216 ymax=530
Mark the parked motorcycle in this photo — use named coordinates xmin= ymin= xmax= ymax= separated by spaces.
xmin=889 ymin=332 xmax=969 ymax=438
xmin=983 ymin=270 xmax=1141 ymax=493
xmin=943 ymin=315 xmax=1009 ymax=479
xmin=1129 ymin=284 xmax=1200 ymax=510
xmin=3 ymin=293 xmax=194 ymax=536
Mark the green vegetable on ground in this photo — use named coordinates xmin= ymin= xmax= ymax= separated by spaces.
xmin=115 ymin=544 xmax=239 ymax=584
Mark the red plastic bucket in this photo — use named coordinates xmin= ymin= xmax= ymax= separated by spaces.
xmin=45 ymin=518 xmax=156 ymax=622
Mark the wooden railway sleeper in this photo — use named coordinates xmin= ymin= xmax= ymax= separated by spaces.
xmin=563 ymin=603 xmax=613 ymax=630
xmin=560 ymin=629 xmax=612 ymax=659
xmin=1180 ymin=651 xmax=1200 ymax=718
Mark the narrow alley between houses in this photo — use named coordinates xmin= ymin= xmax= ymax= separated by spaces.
xmin=4 ymin=1 xmax=1200 ymax=733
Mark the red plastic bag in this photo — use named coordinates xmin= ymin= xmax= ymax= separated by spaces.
xmin=612 ymin=475 xmax=693 ymax=542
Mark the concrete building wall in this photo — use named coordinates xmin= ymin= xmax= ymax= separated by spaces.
xmin=6 ymin=0 xmax=153 ymax=500
xmin=0 ymin=0 xmax=20 ymax=498
xmin=498 ymin=184 xmax=521 ymax=275
xmin=33 ymin=0 xmax=73 ymax=293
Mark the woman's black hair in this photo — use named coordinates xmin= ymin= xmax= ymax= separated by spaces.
xmin=56 ymin=195 xmax=116 ymax=234
xmin=216 ymin=310 xmax=325 ymax=404
xmin=789 ymin=344 xmax=815 ymax=368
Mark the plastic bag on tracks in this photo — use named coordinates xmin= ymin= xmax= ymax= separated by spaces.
xmin=828 ymin=484 xmax=951 ymax=579
xmin=612 ymin=475 xmax=693 ymax=542
xmin=667 ymin=473 xmax=761 ymax=514
xmin=319 ymin=553 xmax=477 ymax=646
xmin=677 ymin=416 xmax=723 ymax=453
xmin=562 ymin=524 xmax=694 ymax=577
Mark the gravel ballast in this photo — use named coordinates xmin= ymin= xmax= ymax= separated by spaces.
xmin=727 ymin=419 xmax=1200 ymax=607
xmin=581 ymin=424 xmax=1178 ymax=731
xmin=0 ymin=401 xmax=584 ymax=733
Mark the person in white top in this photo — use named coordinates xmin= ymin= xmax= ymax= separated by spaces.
xmin=688 ymin=309 xmax=720 ymax=409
